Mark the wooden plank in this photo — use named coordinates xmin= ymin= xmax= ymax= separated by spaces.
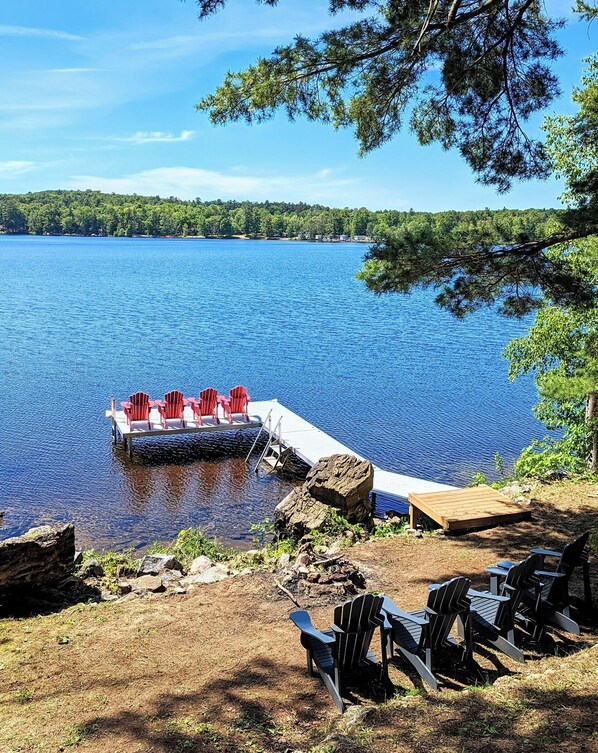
xmin=407 ymin=485 xmax=531 ymax=531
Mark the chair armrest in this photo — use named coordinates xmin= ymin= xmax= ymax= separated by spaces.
xmin=535 ymin=570 xmax=565 ymax=580
xmin=120 ymin=401 xmax=130 ymax=409
xmin=468 ymin=589 xmax=509 ymax=603
xmin=496 ymin=560 xmax=517 ymax=570
xmin=382 ymin=596 xmax=427 ymax=626
xmin=531 ymin=547 xmax=561 ymax=559
xmin=485 ymin=566 xmax=510 ymax=577
xmin=289 ymin=610 xmax=335 ymax=645
xmin=150 ymin=400 xmax=163 ymax=407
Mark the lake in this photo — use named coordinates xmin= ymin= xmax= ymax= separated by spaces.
xmin=0 ymin=236 xmax=543 ymax=551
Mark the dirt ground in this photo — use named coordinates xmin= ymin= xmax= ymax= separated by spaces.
xmin=1 ymin=479 xmax=597 ymax=753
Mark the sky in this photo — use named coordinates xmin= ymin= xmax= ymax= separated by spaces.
xmin=0 ymin=0 xmax=595 ymax=211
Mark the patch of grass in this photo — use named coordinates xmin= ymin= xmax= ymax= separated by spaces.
xmin=149 ymin=526 xmax=233 ymax=568
xmin=95 ymin=547 xmax=139 ymax=578
xmin=370 ymin=520 xmax=409 ymax=538
xmin=15 ymin=688 xmax=34 ymax=703
xmin=63 ymin=722 xmax=98 ymax=747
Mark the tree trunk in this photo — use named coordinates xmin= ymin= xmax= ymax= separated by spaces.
xmin=586 ymin=392 xmax=598 ymax=473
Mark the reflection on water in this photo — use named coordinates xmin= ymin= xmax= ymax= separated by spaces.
xmin=0 ymin=236 xmax=544 ymax=551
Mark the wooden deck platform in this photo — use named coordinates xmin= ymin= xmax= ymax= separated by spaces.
xmin=408 ymin=485 xmax=532 ymax=532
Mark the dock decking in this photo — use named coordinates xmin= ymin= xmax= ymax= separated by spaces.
xmin=108 ymin=397 xmax=456 ymax=502
xmin=408 ymin=485 xmax=532 ymax=531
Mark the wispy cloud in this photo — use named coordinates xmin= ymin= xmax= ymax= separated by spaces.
xmin=0 ymin=160 xmax=38 ymax=177
xmin=111 ymin=130 xmax=197 ymax=145
xmin=0 ymin=24 xmax=83 ymax=42
xmin=68 ymin=166 xmax=357 ymax=203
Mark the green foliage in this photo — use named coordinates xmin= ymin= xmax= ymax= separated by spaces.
xmin=0 ymin=189 xmax=559 ymax=245
xmin=149 ymin=526 xmax=233 ymax=568
xmin=196 ymin=1 xmax=569 ymax=191
xmin=515 ymin=436 xmax=590 ymax=480
xmin=95 ymin=548 xmax=139 ymax=578
xmin=369 ymin=519 xmax=409 ymax=538
xmin=467 ymin=472 xmax=489 ymax=488
xmin=63 ymin=723 xmax=99 ymax=747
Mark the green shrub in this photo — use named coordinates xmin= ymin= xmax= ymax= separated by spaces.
xmin=149 ymin=526 xmax=233 ymax=568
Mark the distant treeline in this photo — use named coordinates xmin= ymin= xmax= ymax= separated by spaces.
xmin=0 ymin=190 xmax=559 ymax=241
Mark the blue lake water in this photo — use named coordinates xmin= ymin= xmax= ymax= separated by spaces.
xmin=0 ymin=236 xmax=544 ymax=550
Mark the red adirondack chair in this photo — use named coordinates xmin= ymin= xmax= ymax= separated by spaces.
xmin=120 ymin=391 xmax=152 ymax=430
xmin=188 ymin=387 xmax=220 ymax=425
xmin=220 ymin=385 xmax=251 ymax=423
xmin=155 ymin=390 xmax=187 ymax=428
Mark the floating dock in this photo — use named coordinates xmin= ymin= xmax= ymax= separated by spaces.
xmin=108 ymin=397 xmax=455 ymax=503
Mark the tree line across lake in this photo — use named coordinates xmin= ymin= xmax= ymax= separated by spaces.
xmin=0 ymin=190 xmax=558 ymax=242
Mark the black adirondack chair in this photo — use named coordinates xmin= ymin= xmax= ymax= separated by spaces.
xmin=531 ymin=532 xmax=592 ymax=611
xmin=289 ymin=593 xmax=389 ymax=713
xmin=492 ymin=551 xmax=581 ymax=640
xmin=382 ymin=576 xmax=472 ymax=691
xmin=467 ymin=554 xmax=543 ymax=662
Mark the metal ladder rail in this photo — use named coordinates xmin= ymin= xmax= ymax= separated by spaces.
xmin=253 ymin=415 xmax=282 ymax=474
xmin=245 ymin=408 xmax=273 ymax=463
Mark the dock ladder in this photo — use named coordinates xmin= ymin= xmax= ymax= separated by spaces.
xmin=246 ymin=411 xmax=292 ymax=473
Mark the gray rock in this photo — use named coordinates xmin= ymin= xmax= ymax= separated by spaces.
xmin=194 ymin=566 xmax=228 ymax=584
xmin=275 ymin=486 xmax=329 ymax=538
xmin=137 ymin=554 xmax=182 ymax=576
xmin=116 ymin=581 xmax=132 ymax=596
xmin=78 ymin=558 xmax=104 ymax=579
xmin=73 ymin=551 xmax=83 ymax=567
xmin=342 ymin=705 xmax=372 ymax=729
xmin=159 ymin=569 xmax=183 ymax=589
xmin=277 ymin=553 xmax=291 ymax=568
xmin=0 ymin=524 xmax=75 ymax=591
xmin=189 ymin=555 xmax=213 ymax=575
xmin=305 ymin=454 xmax=374 ymax=523
xmin=131 ymin=574 xmax=163 ymax=593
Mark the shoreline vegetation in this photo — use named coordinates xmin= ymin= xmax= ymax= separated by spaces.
xmin=1 ymin=476 xmax=596 ymax=753
xmin=0 ymin=189 xmax=559 ymax=242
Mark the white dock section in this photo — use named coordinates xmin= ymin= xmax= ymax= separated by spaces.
xmin=108 ymin=396 xmax=457 ymax=501
xmin=250 ymin=399 xmax=457 ymax=502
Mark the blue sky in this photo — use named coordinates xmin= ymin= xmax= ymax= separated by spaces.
xmin=0 ymin=0 xmax=595 ymax=211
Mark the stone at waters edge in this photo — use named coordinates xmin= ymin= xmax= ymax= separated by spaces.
xmin=78 ymin=558 xmax=104 ymax=579
xmin=274 ymin=485 xmax=329 ymax=538
xmin=0 ymin=524 xmax=75 ymax=591
xmin=137 ymin=553 xmax=183 ymax=576
xmin=189 ymin=555 xmax=213 ymax=575
xmin=305 ymin=454 xmax=374 ymax=523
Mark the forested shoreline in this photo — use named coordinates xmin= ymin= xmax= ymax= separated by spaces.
xmin=0 ymin=190 xmax=559 ymax=241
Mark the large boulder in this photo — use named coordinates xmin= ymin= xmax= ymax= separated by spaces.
xmin=274 ymin=486 xmax=329 ymax=538
xmin=305 ymin=454 xmax=373 ymax=523
xmin=0 ymin=524 xmax=75 ymax=592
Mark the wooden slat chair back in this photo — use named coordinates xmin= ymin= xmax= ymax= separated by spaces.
xmin=531 ymin=531 xmax=592 ymax=612
xmin=493 ymin=550 xmax=582 ymax=639
xmin=228 ymin=385 xmax=249 ymax=414
xmin=425 ymin=576 xmax=472 ymax=650
xmin=157 ymin=390 xmax=186 ymax=428
xmin=290 ymin=593 xmax=388 ymax=713
xmin=382 ymin=576 xmax=472 ymax=691
xmin=121 ymin=391 xmax=151 ymax=429
xmin=332 ymin=594 xmax=386 ymax=671
xmin=468 ymin=554 xmax=543 ymax=663
xmin=189 ymin=387 xmax=219 ymax=425
xmin=221 ymin=385 xmax=251 ymax=422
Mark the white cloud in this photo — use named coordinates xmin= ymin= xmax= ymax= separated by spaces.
xmin=68 ymin=165 xmax=358 ymax=203
xmin=0 ymin=160 xmax=38 ymax=177
xmin=114 ymin=130 xmax=197 ymax=145
xmin=0 ymin=24 xmax=83 ymax=42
